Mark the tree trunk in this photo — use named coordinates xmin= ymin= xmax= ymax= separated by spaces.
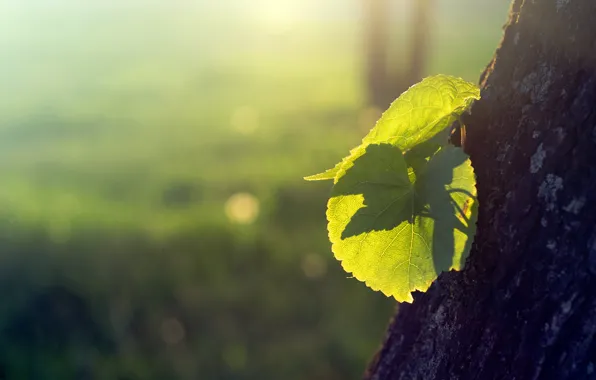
xmin=364 ymin=0 xmax=434 ymax=108
xmin=364 ymin=0 xmax=390 ymax=108
xmin=365 ymin=0 xmax=596 ymax=379
xmin=407 ymin=0 xmax=432 ymax=85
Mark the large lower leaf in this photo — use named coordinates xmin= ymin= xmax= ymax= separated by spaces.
xmin=305 ymin=75 xmax=479 ymax=182
xmin=327 ymin=144 xmax=477 ymax=303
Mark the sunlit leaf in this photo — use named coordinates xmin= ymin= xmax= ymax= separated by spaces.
xmin=307 ymin=75 xmax=480 ymax=302
xmin=362 ymin=75 xmax=479 ymax=150
xmin=304 ymin=165 xmax=341 ymax=181
xmin=304 ymin=75 xmax=479 ymax=182
xmin=327 ymin=144 xmax=476 ymax=303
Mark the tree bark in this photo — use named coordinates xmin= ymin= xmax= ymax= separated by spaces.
xmin=365 ymin=0 xmax=596 ymax=379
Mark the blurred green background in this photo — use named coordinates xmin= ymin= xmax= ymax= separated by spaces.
xmin=0 ymin=1 xmax=508 ymax=379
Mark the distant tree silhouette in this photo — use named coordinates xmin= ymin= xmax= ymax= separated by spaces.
xmin=364 ymin=0 xmax=390 ymax=108
xmin=364 ymin=0 xmax=434 ymax=108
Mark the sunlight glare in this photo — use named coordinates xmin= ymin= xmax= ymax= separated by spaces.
xmin=254 ymin=0 xmax=305 ymax=35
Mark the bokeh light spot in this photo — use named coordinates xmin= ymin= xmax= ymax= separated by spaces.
xmin=224 ymin=193 xmax=260 ymax=225
xmin=230 ymin=106 xmax=260 ymax=135
xmin=301 ymin=253 xmax=327 ymax=279
xmin=161 ymin=317 xmax=186 ymax=346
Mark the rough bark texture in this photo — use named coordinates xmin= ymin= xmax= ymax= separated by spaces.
xmin=365 ymin=0 xmax=596 ymax=379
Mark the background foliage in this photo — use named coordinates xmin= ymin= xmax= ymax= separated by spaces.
xmin=0 ymin=1 xmax=507 ymax=379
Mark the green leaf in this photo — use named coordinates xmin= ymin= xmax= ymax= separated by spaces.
xmin=304 ymin=144 xmax=367 ymax=183
xmin=362 ymin=74 xmax=479 ymax=151
xmin=303 ymin=146 xmax=362 ymax=182
xmin=304 ymin=164 xmax=341 ymax=181
xmin=305 ymin=75 xmax=480 ymax=302
xmin=304 ymin=75 xmax=479 ymax=182
xmin=403 ymin=127 xmax=451 ymax=183
xmin=327 ymin=143 xmax=476 ymax=303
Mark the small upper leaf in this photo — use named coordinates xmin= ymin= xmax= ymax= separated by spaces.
xmin=304 ymin=75 xmax=479 ymax=182
xmin=362 ymin=75 xmax=479 ymax=151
